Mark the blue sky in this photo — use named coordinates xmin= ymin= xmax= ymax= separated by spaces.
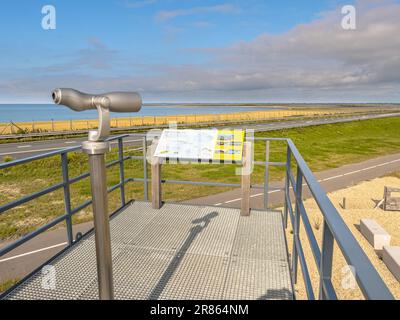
xmin=1 ymin=0 xmax=400 ymax=103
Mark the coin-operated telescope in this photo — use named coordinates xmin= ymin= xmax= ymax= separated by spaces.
xmin=52 ymin=88 xmax=142 ymax=300
xmin=52 ymin=88 xmax=141 ymax=141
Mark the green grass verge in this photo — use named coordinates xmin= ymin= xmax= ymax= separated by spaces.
xmin=1 ymin=116 xmax=400 ymax=240
xmin=0 ymin=278 xmax=20 ymax=293
xmin=384 ymin=171 xmax=400 ymax=179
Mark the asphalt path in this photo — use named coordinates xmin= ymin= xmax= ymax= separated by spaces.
xmin=184 ymin=152 xmax=400 ymax=210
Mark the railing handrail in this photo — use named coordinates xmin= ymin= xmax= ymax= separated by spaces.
xmin=0 ymin=134 xmax=136 ymax=258
xmin=286 ymin=138 xmax=394 ymax=300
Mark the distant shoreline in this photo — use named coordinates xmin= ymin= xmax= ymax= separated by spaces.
xmin=0 ymin=104 xmax=282 ymax=123
xmin=0 ymin=103 xmax=398 ymax=123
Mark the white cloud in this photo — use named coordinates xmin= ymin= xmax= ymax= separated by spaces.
xmin=155 ymin=4 xmax=239 ymax=22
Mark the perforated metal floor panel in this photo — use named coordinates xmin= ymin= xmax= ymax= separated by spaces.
xmin=3 ymin=202 xmax=293 ymax=300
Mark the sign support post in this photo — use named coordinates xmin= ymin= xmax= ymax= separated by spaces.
xmin=151 ymin=139 xmax=162 ymax=209
xmin=241 ymin=141 xmax=251 ymax=216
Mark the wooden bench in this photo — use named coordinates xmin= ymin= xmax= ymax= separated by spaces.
xmin=382 ymin=246 xmax=400 ymax=282
xmin=360 ymin=219 xmax=391 ymax=250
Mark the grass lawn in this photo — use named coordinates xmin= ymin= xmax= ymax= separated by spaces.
xmin=1 ymin=116 xmax=400 ymax=241
xmin=0 ymin=278 xmax=19 ymax=293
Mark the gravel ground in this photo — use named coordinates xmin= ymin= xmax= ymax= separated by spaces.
xmin=285 ymin=176 xmax=400 ymax=300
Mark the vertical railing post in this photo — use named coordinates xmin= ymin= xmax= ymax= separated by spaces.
xmin=241 ymin=141 xmax=252 ymax=216
xmin=61 ymin=152 xmax=73 ymax=246
xmin=143 ymin=136 xmax=149 ymax=201
xmin=319 ymin=221 xmax=334 ymax=300
xmin=263 ymin=140 xmax=270 ymax=210
xmin=118 ymin=137 xmax=126 ymax=207
xmin=283 ymin=144 xmax=291 ymax=228
xmin=292 ymin=165 xmax=303 ymax=284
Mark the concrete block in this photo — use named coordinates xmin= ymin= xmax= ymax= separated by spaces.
xmin=360 ymin=219 xmax=391 ymax=250
xmin=382 ymin=246 xmax=400 ymax=282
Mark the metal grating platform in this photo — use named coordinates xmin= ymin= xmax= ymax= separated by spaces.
xmin=3 ymin=202 xmax=293 ymax=300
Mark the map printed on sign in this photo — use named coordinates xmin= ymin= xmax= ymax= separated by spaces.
xmin=154 ymin=129 xmax=245 ymax=162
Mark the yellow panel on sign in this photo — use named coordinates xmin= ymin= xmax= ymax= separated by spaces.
xmin=212 ymin=129 xmax=245 ymax=162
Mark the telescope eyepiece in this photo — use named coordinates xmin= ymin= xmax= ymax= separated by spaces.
xmin=52 ymin=89 xmax=62 ymax=105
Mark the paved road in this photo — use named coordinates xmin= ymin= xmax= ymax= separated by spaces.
xmin=1 ymin=152 xmax=399 ymax=286
xmin=184 ymin=152 xmax=400 ymax=210
xmin=0 ymin=137 xmax=143 ymax=160
xmin=1 ymin=112 xmax=399 ymax=160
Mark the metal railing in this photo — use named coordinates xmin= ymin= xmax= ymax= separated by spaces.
xmin=0 ymin=134 xmax=139 ymax=258
xmin=281 ymin=138 xmax=394 ymax=300
xmin=0 ymin=134 xmax=394 ymax=300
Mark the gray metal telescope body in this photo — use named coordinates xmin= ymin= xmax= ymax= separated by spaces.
xmin=52 ymin=88 xmax=142 ymax=300
xmin=52 ymin=88 xmax=142 ymax=141
xmin=52 ymin=88 xmax=142 ymax=113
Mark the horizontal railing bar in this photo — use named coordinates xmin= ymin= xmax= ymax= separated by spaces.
xmin=105 ymin=134 xmax=130 ymax=142
xmin=0 ymin=182 xmax=65 ymax=214
xmin=70 ymin=200 xmax=92 ymax=216
xmin=71 ymin=178 xmax=133 ymax=214
xmin=69 ymin=172 xmax=91 ymax=184
xmin=116 ymin=138 xmax=143 ymax=143
xmin=253 ymin=161 xmax=286 ymax=166
xmin=106 ymin=159 xmax=120 ymax=168
xmin=249 ymin=137 xmax=288 ymax=141
xmin=108 ymin=182 xmax=122 ymax=193
xmin=162 ymin=179 xmax=240 ymax=188
xmin=130 ymin=177 xmax=240 ymax=189
xmin=294 ymin=235 xmax=315 ymax=300
xmin=105 ymin=157 xmax=129 ymax=169
xmin=68 ymin=157 xmax=131 ymax=185
xmin=0 ymin=146 xmax=81 ymax=170
xmin=0 ymin=214 xmax=68 ymax=257
xmin=107 ymin=178 xmax=132 ymax=194
xmin=126 ymin=133 xmax=146 ymax=138
xmin=125 ymin=177 xmax=281 ymax=191
xmin=287 ymin=138 xmax=393 ymax=300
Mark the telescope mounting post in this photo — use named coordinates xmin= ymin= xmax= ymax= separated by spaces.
xmin=82 ymin=98 xmax=114 ymax=300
